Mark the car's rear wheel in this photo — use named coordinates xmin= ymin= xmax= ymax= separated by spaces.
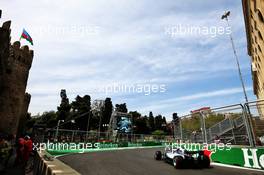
xmin=154 ymin=151 xmax=162 ymax=160
xmin=173 ymin=156 xmax=183 ymax=169
xmin=198 ymin=155 xmax=210 ymax=168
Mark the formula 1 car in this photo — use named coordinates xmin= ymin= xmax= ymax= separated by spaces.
xmin=154 ymin=147 xmax=210 ymax=169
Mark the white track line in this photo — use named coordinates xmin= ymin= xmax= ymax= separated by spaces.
xmin=211 ymin=162 xmax=264 ymax=172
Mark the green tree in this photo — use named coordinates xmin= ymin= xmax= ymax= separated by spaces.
xmin=148 ymin=111 xmax=155 ymax=132
xmin=57 ymin=89 xmax=71 ymax=121
xmin=181 ymin=114 xmax=200 ymax=131
xmin=102 ymin=98 xmax=113 ymax=131
xmin=71 ymin=95 xmax=91 ymax=130
xmin=205 ymin=113 xmax=225 ymax=128
xmin=154 ymin=114 xmax=163 ymax=130
xmin=115 ymin=103 xmax=128 ymax=113
xmin=162 ymin=116 xmax=167 ymax=132
xmin=37 ymin=111 xmax=58 ymax=128
xmin=129 ymin=111 xmax=150 ymax=134
xmin=129 ymin=111 xmax=141 ymax=120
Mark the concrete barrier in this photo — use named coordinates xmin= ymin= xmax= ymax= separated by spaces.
xmin=33 ymin=151 xmax=80 ymax=175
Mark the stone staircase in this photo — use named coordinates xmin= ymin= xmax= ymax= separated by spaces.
xmin=252 ymin=117 xmax=264 ymax=137
xmin=207 ymin=116 xmax=249 ymax=145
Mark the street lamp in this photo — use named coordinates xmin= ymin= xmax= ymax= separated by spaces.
xmin=55 ymin=120 xmax=64 ymax=142
xmin=221 ymin=11 xmax=255 ymax=146
xmin=55 ymin=119 xmax=75 ymax=142
xmin=221 ymin=11 xmax=249 ymax=103
xmin=91 ymin=100 xmax=105 ymax=139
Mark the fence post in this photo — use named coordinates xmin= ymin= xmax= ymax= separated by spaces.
xmin=208 ymin=128 xmax=212 ymax=142
xmin=230 ymin=119 xmax=236 ymax=144
xmin=71 ymin=130 xmax=74 ymax=142
xmin=200 ymin=112 xmax=207 ymax=143
xmin=179 ymin=119 xmax=183 ymax=141
xmin=243 ymin=103 xmax=256 ymax=147
xmin=173 ymin=120 xmax=176 ymax=139
xmin=240 ymin=104 xmax=255 ymax=147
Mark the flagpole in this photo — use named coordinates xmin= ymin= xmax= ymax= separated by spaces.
xmin=19 ymin=29 xmax=24 ymax=41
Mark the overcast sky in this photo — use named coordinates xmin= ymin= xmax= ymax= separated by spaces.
xmin=1 ymin=0 xmax=256 ymax=119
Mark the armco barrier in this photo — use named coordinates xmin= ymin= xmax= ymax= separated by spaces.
xmin=33 ymin=151 xmax=80 ymax=175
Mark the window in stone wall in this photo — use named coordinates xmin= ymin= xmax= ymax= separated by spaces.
xmin=258 ymin=10 xmax=264 ymax=23
xmin=258 ymin=45 xmax=262 ymax=53
xmin=258 ymin=31 xmax=263 ymax=40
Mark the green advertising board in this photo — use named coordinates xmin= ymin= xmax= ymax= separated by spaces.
xmin=211 ymin=147 xmax=264 ymax=170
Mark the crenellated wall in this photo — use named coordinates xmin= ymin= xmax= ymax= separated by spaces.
xmin=0 ymin=20 xmax=34 ymax=135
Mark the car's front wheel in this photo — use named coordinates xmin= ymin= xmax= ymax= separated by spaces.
xmin=173 ymin=156 xmax=183 ymax=169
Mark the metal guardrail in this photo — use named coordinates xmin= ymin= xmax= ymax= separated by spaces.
xmin=177 ymin=103 xmax=252 ymax=145
xmin=35 ymin=100 xmax=264 ymax=147
xmin=207 ymin=118 xmax=234 ymax=142
xmin=233 ymin=116 xmax=244 ymax=128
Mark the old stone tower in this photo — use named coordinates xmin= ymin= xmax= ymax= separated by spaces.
xmin=0 ymin=19 xmax=33 ymax=135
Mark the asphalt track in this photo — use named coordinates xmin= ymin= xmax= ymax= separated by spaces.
xmin=59 ymin=148 xmax=264 ymax=175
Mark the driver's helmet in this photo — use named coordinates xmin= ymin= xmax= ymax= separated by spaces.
xmin=174 ymin=147 xmax=184 ymax=154
xmin=165 ymin=146 xmax=171 ymax=152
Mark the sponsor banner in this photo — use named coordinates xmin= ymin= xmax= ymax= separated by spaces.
xmin=46 ymin=141 xmax=163 ymax=155
xmin=172 ymin=143 xmax=264 ymax=170
xmin=211 ymin=147 xmax=264 ymax=170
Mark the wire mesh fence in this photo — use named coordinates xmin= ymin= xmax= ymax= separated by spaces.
xmin=174 ymin=105 xmax=246 ymax=145
xmin=246 ymin=100 xmax=264 ymax=145
xmin=41 ymin=129 xmax=174 ymax=143
xmin=33 ymin=100 xmax=264 ymax=146
xmin=172 ymin=100 xmax=264 ymax=146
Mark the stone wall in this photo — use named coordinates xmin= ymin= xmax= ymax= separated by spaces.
xmin=0 ymin=20 xmax=33 ymax=135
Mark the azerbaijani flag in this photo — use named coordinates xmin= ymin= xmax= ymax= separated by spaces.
xmin=20 ymin=29 xmax=33 ymax=45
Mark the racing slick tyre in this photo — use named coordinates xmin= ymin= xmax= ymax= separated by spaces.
xmin=154 ymin=151 xmax=162 ymax=160
xmin=173 ymin=156 xmax=183 ymax=169
xmin=198 ymin=155 xmax=210 ymax=168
